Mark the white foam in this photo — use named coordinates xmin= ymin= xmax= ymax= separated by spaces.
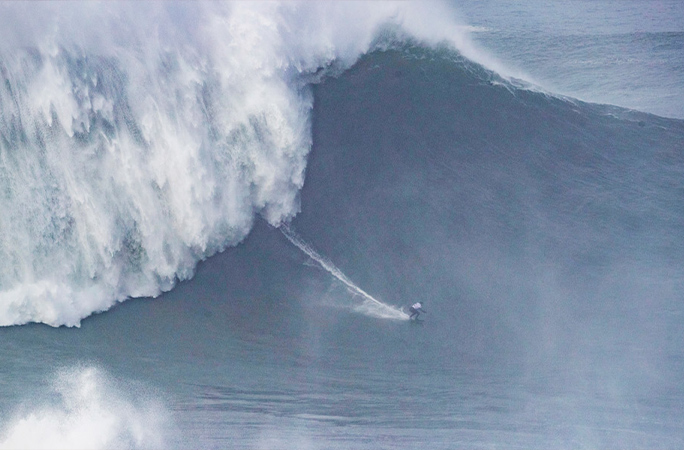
xmin=0 ymin=366 xmax=168 ymax=450
xmin=0 ymin=1 xmax=491 ymax=326
xmin=280 ymin=225 xmax=408 ymax=320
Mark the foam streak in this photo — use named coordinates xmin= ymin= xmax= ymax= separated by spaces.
xmin=280 ymin=224 xmax=408 ymax=320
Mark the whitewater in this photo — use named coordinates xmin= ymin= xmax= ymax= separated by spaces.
xmin=0 ymin=1 xmax=487 ymax=327
xmin=1 ymin=1 xmax=684 ymax=449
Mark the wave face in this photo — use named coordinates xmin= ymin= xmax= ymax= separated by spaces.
xmin=295 ymin=45 xmax=684 ymax=360
xmin=0 ymin=1 xmax=477 ymax=327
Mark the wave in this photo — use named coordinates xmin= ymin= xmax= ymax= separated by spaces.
xmin=0 ymin=1 xmax=486 ymax=327
xmin=0 ymin=366 xmax=169 ymax=450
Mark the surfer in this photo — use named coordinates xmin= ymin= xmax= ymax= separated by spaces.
xmin=408 ymin=301 xmax=426 ymax=320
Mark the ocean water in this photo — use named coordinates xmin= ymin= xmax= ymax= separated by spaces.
xmin=1 ymin=1 xmax=683 ymax=449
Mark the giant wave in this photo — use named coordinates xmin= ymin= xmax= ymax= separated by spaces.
xmin=0 ymin=1 xmax=488 ymax=327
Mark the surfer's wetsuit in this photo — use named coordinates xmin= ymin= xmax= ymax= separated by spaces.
xmin=409 ymin=302 xmax=426 ymax=320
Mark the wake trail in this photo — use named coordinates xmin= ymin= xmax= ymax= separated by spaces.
xmin=280 ymin=224 xmax=409 ymax=320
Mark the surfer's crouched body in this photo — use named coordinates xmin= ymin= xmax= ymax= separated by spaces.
xmin=409 ymin=301 xmax=426 ymax=320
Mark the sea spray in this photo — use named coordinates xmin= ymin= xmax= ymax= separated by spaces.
xmin=0 ymin=366 xmax=169 ymax=450
xmin=280 ymin=224 xmax=408 ymax=320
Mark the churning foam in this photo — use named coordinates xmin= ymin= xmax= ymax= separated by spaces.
xmin=0 ymin=1 xmax=487 ymax=326
xmin=0 ymin=366 xmax=168 ymax=450
xmin=280 ymin=225 xmax=408 ymax=320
